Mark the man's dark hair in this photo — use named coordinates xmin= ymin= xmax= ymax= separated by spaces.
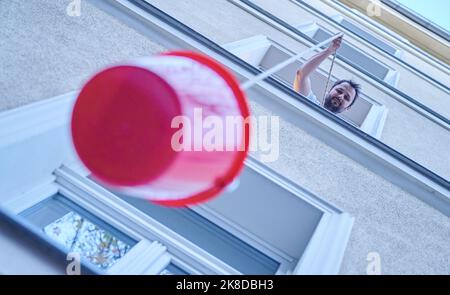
xmin=331 ymin=79 xmax=361 ymax=108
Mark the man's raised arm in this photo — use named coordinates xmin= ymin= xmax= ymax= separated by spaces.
xmin=293 ymin=36 xmax=342 ymax=96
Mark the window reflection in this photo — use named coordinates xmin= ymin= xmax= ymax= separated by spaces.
xmin=160 ymin=263 xmax=190 ymax=275
xmin=44 ymin=211 xmax=132 ymax=270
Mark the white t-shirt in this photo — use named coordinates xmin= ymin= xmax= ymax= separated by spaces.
xmin=306 ymin=91 xmax=321 ymax=106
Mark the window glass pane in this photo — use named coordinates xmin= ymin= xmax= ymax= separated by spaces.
xmin=340 ymin=20 xmax=398 ymax=55
xmin=312 ymin=29 xmax=390 ymax=79
xmin=20 ymin=194 xmax=136 ymax=270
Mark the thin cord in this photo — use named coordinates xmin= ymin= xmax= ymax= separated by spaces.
xmin=322 ymin=50 xmax=337 ymax=104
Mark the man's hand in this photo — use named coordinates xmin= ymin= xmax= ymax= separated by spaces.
xmin=327 ymin=35 xmax=343 ymax=53
xmin=294 ymin=34 xmax=343 ymax=96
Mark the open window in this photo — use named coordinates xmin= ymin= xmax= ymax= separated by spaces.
xmin=295 ymin=22 xmax=400 ymax=87
xmin=224 ymin=35 xmax=388 ymax=138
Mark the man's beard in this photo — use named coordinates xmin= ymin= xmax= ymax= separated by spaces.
xmin=323 ymin=94 xmax=345 ymax=113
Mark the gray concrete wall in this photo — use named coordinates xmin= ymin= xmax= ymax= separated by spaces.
xmin=1 ymin=0 xmax=449 ymax=274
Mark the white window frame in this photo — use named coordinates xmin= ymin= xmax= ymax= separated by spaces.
xmin=55 ymin=166 xmax=242 ymax=275
xmin=5 ymin=166 xmax=242 ymax=275
xmin=6 ymin=174 xmax=202 ymax=275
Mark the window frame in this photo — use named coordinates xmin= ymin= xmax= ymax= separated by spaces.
xmin=54 ymin=165 xmax=242 ymax=275
xmin=295 ymin=21 xmax=400 ymax=86
xmin=8 ymin=181 xmax=170 ymax=275
xmin=0 ymin=94 xmax=357 ymax=274
xmin=55 ymin=156 xmax=356 ymax=275
xmin=4 ymin=164 xmax=236 ymax=274
xmin=3 ymin=156 xmax=354 ymax=274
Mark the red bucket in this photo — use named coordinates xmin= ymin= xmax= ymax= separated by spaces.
xmin=71 ymin=51 xmax=250 ymax=206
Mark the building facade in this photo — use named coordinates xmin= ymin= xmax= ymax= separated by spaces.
xmin=0 ymin=0 xmax=449 ymax=274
